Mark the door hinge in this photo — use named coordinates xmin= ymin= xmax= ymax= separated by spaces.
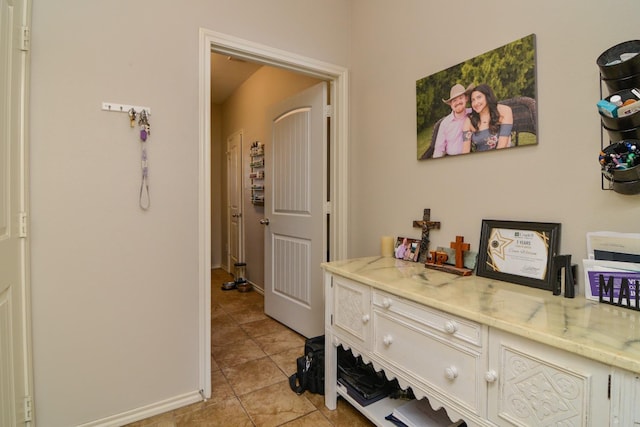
xmin=324 ymin=105 xmax=333 ymax=118
xmin=19 ymin=212 xmax=27 ymax=238
xmin=18 ymin=26 xmax=30 ymax=51
xmin=24 ymin=396 xmax=33 ymax=422
xmin=324 ymin=201 xmax=332 ymax=215
xmin=607 ymin=374 xmax=611 ymax=399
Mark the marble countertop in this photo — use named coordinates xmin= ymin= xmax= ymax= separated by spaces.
xmin=322 ymin=256 xmax=640 ymax=374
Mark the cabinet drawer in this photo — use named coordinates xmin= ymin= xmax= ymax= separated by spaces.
xmin=373 ymin=311 xmax=483 ymax=415
xmin=332 ymin=275 xmax=371 ymax=346
xmin=373 ymin=291 xmax=482 ymax=347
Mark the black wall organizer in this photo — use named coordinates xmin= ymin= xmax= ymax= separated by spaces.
xmin=597 ymin=40 xmax=640 ymax=195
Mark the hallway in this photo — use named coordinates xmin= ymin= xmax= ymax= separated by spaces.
xmin=125 ymin=269 xmax=373 ymax=426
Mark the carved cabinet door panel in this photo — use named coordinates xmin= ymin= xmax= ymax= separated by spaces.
xmin=487 ymin=329 xmax=611 ymax=427
xmin=332 ymin=275 xmax=371 ymax=349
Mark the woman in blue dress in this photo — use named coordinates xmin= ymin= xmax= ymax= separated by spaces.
xmin=462 ymin=84 xmax=513 ymax=153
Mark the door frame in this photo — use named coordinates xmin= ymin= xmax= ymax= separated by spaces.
xmin=2 ymin=0 xmax=34 ymax=424
xmin=198 ymin=29 xmax=349 ymax=398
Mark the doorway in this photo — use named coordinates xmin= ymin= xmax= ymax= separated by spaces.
xmin=198 ymin=28 xmax=349 ymax=398
xmin=215 ymin=62 xmax=322 ymax=288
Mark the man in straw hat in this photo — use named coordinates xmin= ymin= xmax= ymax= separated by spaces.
xmin=432 ymin=83 xmax=474 ymax=158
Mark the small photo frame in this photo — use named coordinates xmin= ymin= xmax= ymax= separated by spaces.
xmin=476 ymin=220 xmax=561 ymax=290
xmin=394 ymin=237 xmax=421 ymax=262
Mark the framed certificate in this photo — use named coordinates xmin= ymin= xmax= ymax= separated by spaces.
xmin=476 ymin=220 xmax=561 ymax=290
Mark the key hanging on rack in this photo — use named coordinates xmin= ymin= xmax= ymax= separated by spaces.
xmin=138 ymin=109 xmax=151 ymax=210
xmin=128 ymin=107 xmax=137 ymax=127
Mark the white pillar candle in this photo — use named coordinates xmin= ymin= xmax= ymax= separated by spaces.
xmin=381 ymin=236 xmax=395 ymax=257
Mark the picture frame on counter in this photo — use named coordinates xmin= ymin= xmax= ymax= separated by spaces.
xmin=476 ymin=219 xmax=561 ymax=290
xmin=394 ymin=237 xmax=422 ymax=262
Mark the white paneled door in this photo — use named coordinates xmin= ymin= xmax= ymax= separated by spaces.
xmin=263 ymin=82 xmax=328 ymax=338
xmin=0 ymin=0 xmax=33 ymax=424
xmin=226 ymin=131 xmax=243 ymax=271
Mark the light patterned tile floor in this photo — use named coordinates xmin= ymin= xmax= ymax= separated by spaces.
xmin=124 ymin=269 xmax=374 ymax=427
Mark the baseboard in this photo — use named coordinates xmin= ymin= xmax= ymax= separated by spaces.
xmin=76 ymin=390 xmax=202 ymax=427
xmin=252 ymin=282 xmax=264 ymax=295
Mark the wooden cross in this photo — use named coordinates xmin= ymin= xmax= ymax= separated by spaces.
xmin=412 ymin=208 xmax=440 ymax=263
xmin=450 ymin=236 xmax=470 ymax=269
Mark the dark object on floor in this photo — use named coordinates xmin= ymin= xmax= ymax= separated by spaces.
xmin=233 ymin=262 xmax=247 ymax=283
xmin=337 ymin=346 xmax=401 ymax=406
xmin=236 ymin=280 xmax=252 ymax=292
xmin=289 ymin=335 xmax=325 ymax=395
xmin=221 ymin=281 xmax=237 ymax=291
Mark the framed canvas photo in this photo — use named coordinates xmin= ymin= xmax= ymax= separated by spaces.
xmin=417 ymin=34 xmax=537 ymax=160
xmin=394 ymin=237 xmax=421 ymax=262
xmin=476 ymin=220 xmax=560 ymax=290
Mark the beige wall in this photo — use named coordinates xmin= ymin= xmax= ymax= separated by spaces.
xmin=28 ymin=0 xmax=640 ymax=425
xmin=219 ymin=66 xmax=322 ymax=290
xmin=348 ymin=0 xmax=640 ymax=270
xmin=28 ymin=1 xmax=350 ymax=425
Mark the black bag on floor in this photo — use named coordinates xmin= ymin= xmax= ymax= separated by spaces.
xmin=289 ymin=335 xmax=325 ymax=395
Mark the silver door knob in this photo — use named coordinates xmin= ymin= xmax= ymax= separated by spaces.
xmin=259 ymin=218 xmax=270 ymax=225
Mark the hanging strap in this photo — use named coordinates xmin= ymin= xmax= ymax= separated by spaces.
xmin=138 ymin=110 xmax=151 ymax=210
xmin=289 ymin=353 xmax=312 ymax=395
xmin=139 ymin=142 xmax=150 ymax=210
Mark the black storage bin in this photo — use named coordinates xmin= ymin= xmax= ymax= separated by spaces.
xmin=602 ymin=73 xmax=640 ymax=92
xmin=603 ymin=176 xmax=640 ymax=194
xmin=599 ymin=88 xmax=640 ymax=130
xmin=597 ymin=40 xmax=640 ymax=80
xmin=600 ymin=140 xmax=640 ymax=195
xmin=602 ymin=122 xmax=640 ymax=142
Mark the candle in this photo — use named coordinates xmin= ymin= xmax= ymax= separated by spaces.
xmin=381 ymin=236 xmax=394 ymax=257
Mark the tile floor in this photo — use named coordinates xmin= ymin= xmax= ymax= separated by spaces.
xmin=125 ymin=269 xmax=374 ymax=426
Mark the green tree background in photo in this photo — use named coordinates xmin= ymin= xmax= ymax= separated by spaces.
xmin=417 ymin=34 xmax=537 ymax=159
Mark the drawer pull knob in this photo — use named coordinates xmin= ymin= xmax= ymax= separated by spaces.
xmin=383 ymin=335 xmax=393 ymax=346
xmin=444 ymin=321 xmax=458 ymax=334
xmin=362 ymin=314 xmax=370 ymax=323
xmin=485 ymin=370 xmax=498 ymax=383
xmin=445 ymin=366 xmax=458 ymax=380
xmin=382 ymin=298 xmax=392 ymax=308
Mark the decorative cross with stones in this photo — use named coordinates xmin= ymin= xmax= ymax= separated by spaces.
xmin=412 ymin=209 xmax=440 ymax=263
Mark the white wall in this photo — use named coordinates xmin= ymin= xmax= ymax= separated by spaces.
xmin=348 ymin=0 xmax=640 ymax=279
xmin=29 ymin=1 xmax=350 ymax=425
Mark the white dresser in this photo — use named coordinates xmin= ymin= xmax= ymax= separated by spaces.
xmin=323 ymin=257 xmax=640 ymax=427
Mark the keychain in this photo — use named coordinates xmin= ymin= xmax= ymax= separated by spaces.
xmin=138 ymin=109 xmax=151 ymax=210
xmin=128 ymin=108 xmax=137 ymax=127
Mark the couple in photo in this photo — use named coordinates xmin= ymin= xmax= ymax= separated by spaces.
xmin=432 ymin=83 xmax=513 ymax=158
